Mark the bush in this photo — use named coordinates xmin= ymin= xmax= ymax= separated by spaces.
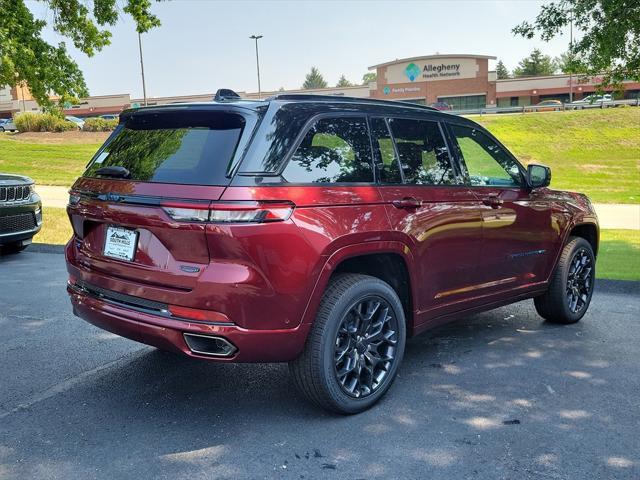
xmin=82 ymin=117 xmax=118 ymax=132
xmin=14 ymin=112 xmax=77 ymax=132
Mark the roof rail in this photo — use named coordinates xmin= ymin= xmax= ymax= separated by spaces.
xmin=268 ymin=93 xmax=439 ymax=111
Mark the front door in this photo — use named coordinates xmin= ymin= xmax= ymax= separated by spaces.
xmin=447 ymin=123 xmax=559 ymax=293
xmin=370 ymin=116 xmax=484 ymax=322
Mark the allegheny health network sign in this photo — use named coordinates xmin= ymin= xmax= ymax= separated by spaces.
xmin=383 ymin=57 xmax=480 ymax=84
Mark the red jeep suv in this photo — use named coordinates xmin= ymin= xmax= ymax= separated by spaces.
xmin=66 ymin=93 xmax=598 ymax=413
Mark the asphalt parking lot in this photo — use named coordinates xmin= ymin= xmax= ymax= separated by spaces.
xmin=1 ymin=250 xmax=639 ymax=480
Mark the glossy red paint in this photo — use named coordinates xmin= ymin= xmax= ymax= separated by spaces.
xmin=66 ymin=178 xmax=597 ymax=362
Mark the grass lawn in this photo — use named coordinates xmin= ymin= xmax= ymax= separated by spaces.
xmin=471 ymin=108 xmax=640 ymax=204
xmin=0 ymin=131 xmax=106 ymax=186
xmin=33 ymin=207 xmax=639 ymax=282
xmin=597 ymin=229 xmax=640 ymax=281
xmin=34 ymin=207 xmax=72 ymax=245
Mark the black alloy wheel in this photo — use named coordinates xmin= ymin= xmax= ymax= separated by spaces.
xmin=334 ymin=296 xmax=399 ymax=398
xmin=566 ymin=247 xmax=594 ymax=314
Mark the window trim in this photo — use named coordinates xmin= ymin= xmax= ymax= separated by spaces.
xmin=444 ymin=120 xmax=527 ymax=188
xmin=377 ymin=115 xmax=461 ymax=187
xmin=277 ymin=113 xmax=377 ymax=185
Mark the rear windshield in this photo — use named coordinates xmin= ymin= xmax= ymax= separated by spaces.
xmin=84 ymin=110 xmax=245 ymax=185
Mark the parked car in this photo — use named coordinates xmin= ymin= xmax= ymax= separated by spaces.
xmin=65 ymin=115 xmax=85 ymax=129
xmin=428 ymin=101 xmax=452 ymax=111
xmin=525 ymin=99 xmax=563 ymax=112
xmin=0 ymin=118 xmax=17 ymax=132
xmin=99 ymin=114 xmax=119 ymax=121
xmin=65 ymin=93 xmax=599 ymax=413
xmin=0 ymin=174 xmax=42 ymax=252
xmin=569 ymin=94 xmax=613 ymax=109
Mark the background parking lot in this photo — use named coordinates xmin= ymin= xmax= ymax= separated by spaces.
xmin=1 ymin=250 xmax=638 ymax=479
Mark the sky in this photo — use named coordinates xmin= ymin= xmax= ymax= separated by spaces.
xmin=29 ymin=0 xmax=573 ymax=99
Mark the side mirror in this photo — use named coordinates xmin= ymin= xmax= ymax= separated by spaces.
xmin=527 ymin=164 xmax=551 ymax=188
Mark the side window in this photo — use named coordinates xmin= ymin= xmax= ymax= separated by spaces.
xmin=450 ymin=124 xmax=522 ymax=187
xmin=387 ymin=118 xmax=455 ymax=185
xmin=370 ymin=118 xmax=402 ymax=184
xmin=282 ymin=117 xmax=373 ymax=183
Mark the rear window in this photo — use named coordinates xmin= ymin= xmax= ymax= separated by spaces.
xmin=84 ymin=111 xmax=245 ymax=185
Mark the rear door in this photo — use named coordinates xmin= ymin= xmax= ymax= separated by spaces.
xmin=68 ymin=108 xmax=253 ymax=290
xmin=371 ymin=116 xmax=484 ymax=321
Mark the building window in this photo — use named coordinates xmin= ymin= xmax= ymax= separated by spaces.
xmin=510 ymin=97 xmax=519 ymax=107
xmin=437 ymin=95 xmax=486 ymax=111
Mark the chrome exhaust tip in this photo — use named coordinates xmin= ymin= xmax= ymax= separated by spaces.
xmin=183 ymin=333 xmax=237 ymax=357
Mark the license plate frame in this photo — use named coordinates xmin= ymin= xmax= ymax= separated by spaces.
xmin=103 ymin=226 xmax=139 ymax=262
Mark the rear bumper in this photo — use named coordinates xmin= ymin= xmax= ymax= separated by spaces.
xmin=67 ymin=283 xmax=311 ymax=362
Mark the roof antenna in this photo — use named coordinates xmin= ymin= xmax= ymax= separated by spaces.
xmin=214 ymin=89 xmax=241 ymax=102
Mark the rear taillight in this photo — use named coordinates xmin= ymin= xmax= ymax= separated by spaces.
xmin=161 ymin=201 xmax=294 ymax=224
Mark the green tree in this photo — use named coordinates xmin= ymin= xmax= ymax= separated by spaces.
xmin=513 ymin=49 xmax=557 ymax=77
xmin=336 ymin=75 xmax=353 ymax=87
xmin=513 ymin=0 xmax=640 ymax=88
xmin=556 ymin=51 xmax=582 ymax=74
xmin=302 ymin=67 xmax=328 ymax=89
xmin=362 ymin=72 xmax=377 ymax=84
xmin=495 ymin=60 xmax=510 ymax=79
xmin=0 ymin=0 xmax=160 ymax=112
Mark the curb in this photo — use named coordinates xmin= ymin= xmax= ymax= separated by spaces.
xmin=29 ymin=243 xmax=65 ymax=254
xmin=595 ymin=279 xmax=640 ymax=295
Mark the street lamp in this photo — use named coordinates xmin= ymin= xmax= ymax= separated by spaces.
xmin=249 ymin=35 xmax=263 ymax=99
xmin=138 ymin=31 xmax=148 ymax=106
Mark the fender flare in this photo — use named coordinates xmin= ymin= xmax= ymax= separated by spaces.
xmin=297 ymin=240 xmax=417 ymax=327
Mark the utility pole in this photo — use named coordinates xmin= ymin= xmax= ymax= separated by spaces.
xmin=250 ymin=35 xmax=263 ymax=99
xmin=138 ymin=32 xmax=148 ymax=106
xmin=569 ymin=9 xmax=574 ymax=103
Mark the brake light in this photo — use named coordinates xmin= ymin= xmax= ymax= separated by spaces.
xmin=161 ymin=201 xmax=294 ymax=224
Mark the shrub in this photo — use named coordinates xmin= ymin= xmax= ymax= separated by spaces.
xmin=82 ymin=117 xmax=118 ymax=132
xmin=14 ymin=112 xmax=77 ymax=132
xmin=14 ymin=112 xmax=41 ymax=132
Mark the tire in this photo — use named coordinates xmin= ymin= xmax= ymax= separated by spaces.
xmin=0 ymin=126 xmax=5 ymax=132
xmin=289 ymin=273 xmax=407 ymax=414
xmin=534 ymin=236 xmax=595 ymax=324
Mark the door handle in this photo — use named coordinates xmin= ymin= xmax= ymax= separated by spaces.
xmin=482 ymin=194 xmax=503 ymax=208
xmin=392 ymin=197 xmax=423 ymax=209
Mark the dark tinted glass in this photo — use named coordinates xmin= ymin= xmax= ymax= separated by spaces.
xmin=282 ymin=117 xmax=374 ymax=183
xmin=450 ymin=124 xmax=522 ymax=187
xmin=370 ymin=118 xmax=402 ymax=184
xmin=84 ymin=111 xmax=244 ymax=185
xmin=387 ymin=118 xmax=455 ymax=185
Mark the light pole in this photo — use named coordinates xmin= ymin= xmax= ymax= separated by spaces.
xmin=568 ymin=9 xmax=574 ymax=103
xmin=138 ymin=32 xmax=148 ymax=106
xmin=249 ymin=35 xmax=263 ymax=99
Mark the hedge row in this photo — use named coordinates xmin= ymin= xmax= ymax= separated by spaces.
xmin=14 ymin=113 xmax=77 ymax=132
xmin=82 ymin=117 xmax=118 ymax=132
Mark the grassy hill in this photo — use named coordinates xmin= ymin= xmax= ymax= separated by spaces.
xmin=0 ymin=108 xmax=638 ymax=203
xmin=471 ymin=108 xmax=640 ymax=204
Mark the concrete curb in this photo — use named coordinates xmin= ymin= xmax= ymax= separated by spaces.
xmin=29 ymin=243 xmax=65 ymax=254
xmin=21 ymin=243 xmax=640 ymax=294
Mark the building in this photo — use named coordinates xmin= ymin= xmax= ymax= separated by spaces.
xmin=1 ymin=53 xmax=639 ymax=118
xmin=369 ymin=54 xmax=640 ymax=109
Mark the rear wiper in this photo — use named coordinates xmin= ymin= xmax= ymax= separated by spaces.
xmin=95 ymin=166 xmax=131 ymax=179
